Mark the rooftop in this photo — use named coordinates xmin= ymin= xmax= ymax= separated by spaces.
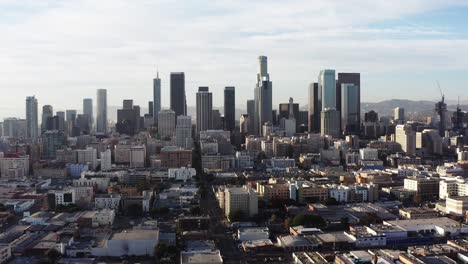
xmin=385 ymin=217 xmax=468 ymax=230
xmin=181 ymin=250 xmax=223 ymax=264
xmin=110 ymin=229 xmax=159 ymax=241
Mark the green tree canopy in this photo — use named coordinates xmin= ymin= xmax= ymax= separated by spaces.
xmin=292 ymin=214 xmax=326 ymax=228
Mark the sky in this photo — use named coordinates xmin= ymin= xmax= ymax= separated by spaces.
xmin=1 ymin=0 xmax=468 ymax=119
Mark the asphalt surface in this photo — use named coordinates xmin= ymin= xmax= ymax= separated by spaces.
xmin=199 ymin=179 xmax=246 ymax=264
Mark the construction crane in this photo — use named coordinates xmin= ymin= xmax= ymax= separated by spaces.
xmin=435 ymin=81 xmax=447 ymax=137
xmin=437 ymin=81 xmax=444 ymax=103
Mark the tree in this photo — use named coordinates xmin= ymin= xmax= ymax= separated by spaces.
xmin=190 ymin=206 xmax=202 ymax=216
xmin=292 ymin=214 xmax=326 ymax=228
xmin=359 ymin=212 xmax=382 ymax=226
xmin=304 ymin=197 xmax=319 ymax=204
xmin=340 ymin=217 xmax=350 ymax=230
xmin=136 ymin=179 xmax=149 ymax=193
xmin=46 ymin=249 xmax=61 ymax=264
xmin=324 ymin=197 xmax=340 ymax=206
xmin=126 ymin=204 xmax=143 ymax=218
xmin=0 ymin=203 xmax=6 ymax=212
xmin=228 ymin=210 xmax=246 ymax=222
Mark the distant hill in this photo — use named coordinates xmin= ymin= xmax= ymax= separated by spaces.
xmin=361 ymin=99 xmax=468 ymax=117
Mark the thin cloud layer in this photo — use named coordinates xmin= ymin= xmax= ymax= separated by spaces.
xmin=0 ymin=0 xmax=467 ymax=118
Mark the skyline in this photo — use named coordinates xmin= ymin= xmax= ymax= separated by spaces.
xmin=1 ymin=0 xmax=468 ymax=119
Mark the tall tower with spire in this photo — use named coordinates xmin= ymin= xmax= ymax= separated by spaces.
xmin=153 ymin=70 xmax=161 ymax=124
xmin=254 ymin=56 xmax=273 ymax=135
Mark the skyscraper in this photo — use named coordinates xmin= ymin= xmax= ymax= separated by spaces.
xmin=308 ymin=82 xmax=321 ymax=133
xmin=41 ymin=105 xmax=53 ymax=133
xmin=246 ymin=100 xmax=255 ymax=135
xmin=56 ymin=111 xmax=65 ymax=132
xmin=116 ymin=100 xmax=140 ymax=136
xmin=83 ymin=98 xmax=93 ymax=130
xmin=158 ymin=109 xmax=176 ymax=139
xmin=66 ymin=110 xmax=77 ymax=136
xmin=321 ymin=109 xmax=341 ymax=138
xmin=26 ymin=96 xmax=38 ymax=141
xmin=96 ymin=89 xmax=107 ymax=134
xmin=170 ymin=72 xmax=186 ymax=117
xmin=395 ymin=124 xmax=416 ymax=155
xmin=394 ymin=107 xmax=405 ymax=124
xmin=153 ymin=71 xmax=161 ymax=123
xmin=318 ymin=69 xmax=336 ymax=110
xmin=254 ymin=56 xmax=272 ymax=135
xmin=341 ymin=83 xmax=360 ymax=135
xmin=176 ymin=116 xmax=193 ymax=149
xmin=196 ymin=87 xmax=213 ymax=134
xmin=337 ymin=73 xmax=360 ymax=133
xmin=224 ymin=86 xmax=235 ymax=132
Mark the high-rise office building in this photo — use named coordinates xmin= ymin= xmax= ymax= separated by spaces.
xmin=308 ymin=83 xmax=322 ymax=133
xmin=96 ymin=89 xmax=107 ymax=134
xmin=116 ymin=100 xmax=140 ymax=136
xmin=246 ymin=100 xmax=255 ymax=135
xmin=321 ymin=109 xmax=341 ymax=138
xmin=83 ymin=98 xmax=93 ymax=130
xmin=240 ymin=114 xmax=249 ymax=134
xmin=318 ymin=69 xmax=336 ymax=111
xmin=66 ymin=110 xmax=77 ymax=123
xmin=158 ymin=109 xmax=176 ymax=139
xmin=224 ymin=86 xmax=235 ymax=132
xmin=254 ymin=56 xmax=272 ymax=135
xmin=26 ymin=96 xmax=39 ymax=141
xmin=170 ymin=72 xmax=186 ymax=117
xmin=153 ymin=71 xmax=161 ymax=124
xmin=337 ymin=73 xmax=360 ymax=133
xmin=176 ymin=116 xmax=193 ymax=149
xmin=56 ymin=111 xmax=65 ymax=132
xmin=394 ymin=107 xmax=405 ymax=124
xmin=395 ymin=124 xmax=416 ymax=155
xmin=148 ymin=102 xmax=154 ymax=117
xmin=196 ymin=87 xmax=213 ymax=134
xmin=41 ymin=105 xmax=53 ymax=133
xmin=341 ymin=83 xmax=360 ymax=135
xmin=212 ymin=110 xmax=223 ymax=130
xmin=41 ymin=130 xmax=65 ymax=160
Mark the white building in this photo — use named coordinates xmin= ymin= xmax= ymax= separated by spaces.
xmin=235 ymin=152 xmax=253 ymax=169
xmin=114 ymin=144 xmax=131 ymax=164
xmin=385 ymin=217 xmax=468 ymax=236
xmin=130 ymin=145 xmax=146 ymax=168
xmin=93 ymin=209 xmax=116 ymax=226
xmin=95 ymin=194 xmax=121 ymax=210
xmin=77 ymin=148 xmax=98 ymax=170
xmin=168 ymin=167 xmax=196 ymax=182
xmin=92 ymin=229 xmax=159 ymax=257
xmin=100 ymin=149 xmax=112 ymax=171
xmin=395 ymin=125 xmax=416 ymax=156
xmin=224 ymin=186 xmax=258 ymax=218
xmin=0 ymin=153 xmax=29 ymax=178
xmin=73 ymin=177 xmax=110 ymax=192
xmin=271 ymin=158 xmax=295 ymax=169
xmin=328 ymin=185 xmax=351 ymax=203
xmin=359 ymin=148 xmax=378 ymax=161
xmin=72 ymin=186 xmax=94 ymax=206
xmin=52 ymin=189 xmax=76 ymax=206
xmin=238 ymin=227 xmax=269 ymax=242
xmin=446 ymin=196 xmax=468 ymax=216
xmin=458 ymin=148 xmax=468 ymax=162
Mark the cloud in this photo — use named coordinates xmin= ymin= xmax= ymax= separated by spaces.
xmin=0 ymin=0 xmax=467 ymax=119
